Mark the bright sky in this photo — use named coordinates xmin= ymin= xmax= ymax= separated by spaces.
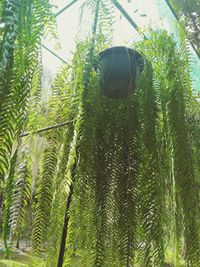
xmin=42 ymin=0 xmax=200 ymax=91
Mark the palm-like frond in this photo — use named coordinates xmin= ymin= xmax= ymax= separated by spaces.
xmin=9 ymin=157 xmax=31 ymax=242
xmin=0 ymin=0 xmax=57 ymax=186
xmin=2 ymin=150 xmax=18 ymax=257
xmin=0 ymin=0 xmax=20 ymax=184
xmin=31 ymin=97 xmax=63 ymax=252
xmin=138 ymin=64 xmax=165 ymax=266
xmin=31 ymin=62 xmax=78 ymax=254
xmin=136 ymin=30 xmax=200 ymax=266
xmin=168 ymin=59 xmax=200 ymax=266
xmin=46 ymin=128 xmax=74 ymax=266
xmin=32 ymin=138 xmax=59 ymax=252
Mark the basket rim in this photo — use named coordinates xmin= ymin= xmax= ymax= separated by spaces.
xmin=99 ymin=46 xmax=143 ymax=59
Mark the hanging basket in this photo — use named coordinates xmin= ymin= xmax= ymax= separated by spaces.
xmin=97 ymin=46 xmax=144 ymax=99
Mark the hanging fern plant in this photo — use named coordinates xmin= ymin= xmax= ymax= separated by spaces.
xmin=59 ymin=30 xmax=200 ymax=266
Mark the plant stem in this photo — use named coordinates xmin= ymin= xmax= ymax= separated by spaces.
xmin=57 ymin=182 xmax=74 ymax=267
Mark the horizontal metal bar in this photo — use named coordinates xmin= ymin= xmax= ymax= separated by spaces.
xmin=20 ymin=121 xmax=73 ymax=137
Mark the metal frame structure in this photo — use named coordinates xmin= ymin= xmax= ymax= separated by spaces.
xmin=43 ymin=0 xmax=199 ymax=63
xmin=55 ymin=0 xmax=79 ymax=17
xmin=27 ymin=0 xmax=199 ymax=139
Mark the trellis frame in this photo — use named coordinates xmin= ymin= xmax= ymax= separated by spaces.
xmin=42 ymin=0 xmax=199 ymax=64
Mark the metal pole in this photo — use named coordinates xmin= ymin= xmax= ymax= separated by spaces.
xmin=55 ymin=0 xmax=79 ymax=17
xmin=41 ymin=44 xmax=68 ymax=65
xmin=41 ymin=1 xmax=80 ymax=64
xmin=20 ymin=121 xmax=73 ymax=137
xmin=111 ymin=0 xmax=147 ymax=40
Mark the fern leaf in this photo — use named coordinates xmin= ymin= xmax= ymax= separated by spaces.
xmin=2 ymin=149 xmax=18 ymax=257
xmin=9 ymin=158 xmax=31 ymax=241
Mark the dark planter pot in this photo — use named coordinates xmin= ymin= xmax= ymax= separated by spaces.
xmin=98 ymin=46 xmax=144 ymax=99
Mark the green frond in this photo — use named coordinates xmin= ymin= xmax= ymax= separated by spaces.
xmin=2 ymin=149 xmax=18 ymax=258
xmin=32 ymin=138 xmax=59 ymax=253
xmin=138 ymin=64 xmax=165 ymax=266
xmin=0 ymin=0 xmax=58 ymax=187
xmin=0 ymin=0 xmax=20 ymax=184
xmin=168 ymin=72 xmax=200 ymax=266
xmin=9 ymin=157 xmax=31 ymax=242
xmin=31 ymin=61 xmax=78 ymax=254
xmin=46 ymin=127 xmax=74 ymax=266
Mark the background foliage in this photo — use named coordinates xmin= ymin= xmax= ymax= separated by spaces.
xmin=169 ymin=0 xmax=200 ymax=55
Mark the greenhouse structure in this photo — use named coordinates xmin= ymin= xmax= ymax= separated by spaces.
xmin=0 ymin=0 xmax=200 ymax=266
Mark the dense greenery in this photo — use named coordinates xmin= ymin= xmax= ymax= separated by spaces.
xmin=0 ymin=0 xmax=200 ymax=267
xmin=169 ymin=0 xmax=200 ymax=55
